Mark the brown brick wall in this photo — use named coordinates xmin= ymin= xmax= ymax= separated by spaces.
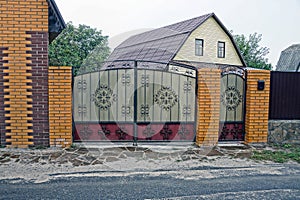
xmin=27 ymin=31 xmax=49 ymax=146
xmin=245 ymin=69 xmax=270 ymax=144
xmin=48 ymin=66 xmax=72 ymax=148
xmin=0 ymin=0 xmax=48 ymax=148
xmin=196 ymin=68 xmax=221 ymax=146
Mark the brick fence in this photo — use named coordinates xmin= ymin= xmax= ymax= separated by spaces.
xmin=0 ymin=0 xmax=271 ymax=148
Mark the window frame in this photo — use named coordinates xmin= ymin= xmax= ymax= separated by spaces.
xmin=218 ymin=41 xmax=225 ymax=58
xmin=195 ymin=39 xmax=204 ymax=56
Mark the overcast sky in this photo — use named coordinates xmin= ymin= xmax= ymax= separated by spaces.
xmin=55 ymin=0 xmax=300 ymax=67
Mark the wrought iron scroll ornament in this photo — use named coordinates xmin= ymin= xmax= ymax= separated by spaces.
xmin=140 ymin=104 xmax=150 ymax=117
xmin=116 ymin=126 xmax=128 ymax=140
xmin=141 ymin=74 xmax=150 ymax=87
xmin=92 ymin=84 xmax=117 ymax=111
xmin=160 ymin=125 xmax=173 ymax=140
xmin=178 ymin=125 xmax=190 ymax=139
xmin=143 ymin=125 xmax=155 ymax=140
xmin=221 ymin=66 xmax=246 ymax=79
xmin=154 ymin=86 xmax=178 ymax=111
xmin=183 ymin=81 xmax=192 ymax=93
xmin=80 ymin=125 xmax=93 ymax=140
xmin=98 ymin=125 xmax=111 ymax=140
xmin=183 ymin=105 xmax=192 ymax=117
xmin=221 ymin=86 xmax=242 ymax=111
xmin=122 ymin=73 xmax=131 ymax=85
xmin=77 ymin=79 xmax=87 ymax=91
xmin=121 ymin=105 xmax=132 ymax=117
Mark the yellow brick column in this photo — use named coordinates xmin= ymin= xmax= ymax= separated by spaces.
xmin=196 ymin=68 xmax=221 ymax=146
xmin=245 ymin=69 xmax=270 ymax=144
xmin=48 ymin=66 xmax=72 ymax=148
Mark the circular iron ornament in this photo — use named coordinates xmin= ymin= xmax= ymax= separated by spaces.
xmin=93 ymin=84 xmax=116 ymax=110
xmin=154 ymin=86 xmax=178 ymax=111
xmin=221 ymin=86 xmax=242 ymax=111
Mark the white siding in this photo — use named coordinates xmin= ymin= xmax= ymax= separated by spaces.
xmin=173 ymin=17 xmax=243 ymax=66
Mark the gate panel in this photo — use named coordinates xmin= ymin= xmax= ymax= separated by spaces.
xmin=219 ymin=67 xmax=246 ymax=141
xmin=136 ymin=69 xmax=196 ymax=141
xmin=74 ymin=69 xmax=135 ymax=141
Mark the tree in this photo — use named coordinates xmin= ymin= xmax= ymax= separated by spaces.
xmin=49 ymin=22 xmax=110 ymax=75
xmin=232 ymin=32 xmax=272 ymax=70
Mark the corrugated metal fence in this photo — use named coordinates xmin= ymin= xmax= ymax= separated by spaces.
xmin=269 ymin=71 xmax=300 ymax=119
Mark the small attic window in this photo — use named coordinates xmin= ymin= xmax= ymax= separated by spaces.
xmin=218 ymin=41 xmax=225 ymax=58
xmin=195 ymin=39 xmax=204 ymax=56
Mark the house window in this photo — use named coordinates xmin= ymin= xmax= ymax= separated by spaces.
xmin=218 ymin=41 xmax=225 ymax=58
xmin=195 ymin=39 xmax=203 ymax=56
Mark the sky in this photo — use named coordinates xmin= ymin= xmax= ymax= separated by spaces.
xmin=54 ymin=0 xmax=300 ymax=67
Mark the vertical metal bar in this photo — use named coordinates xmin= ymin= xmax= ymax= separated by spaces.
xmin=152 ymin=71 xmax=155 ymax=122
xmin=133 ymin=61 xmax=138 ymax=146
xmin=89 ymin=72 xmax=92 ymax=121
xmin=116 ymin=70 xmax=119 ymax=121
xmin=193 ymin=70 xmax=198 ymax=142
xmin=242 ymin=70 xmax=247 ymax=141
xmin=177 ymin=73 xmax=181 ymax=122
xmin=225 ymin=75 xmax=228 ymax=121
xmin=234 ymin=74 xmax=237 ymax=122
xmin=98 ymin=71 xmax=101 ymax=122
xmin=108 ymin=70 xmax=110 ymax=121
xmin=170 ymin=72 xmax=173 ymax=122
xmin=144 ymin=70 xmax=146 ymax=122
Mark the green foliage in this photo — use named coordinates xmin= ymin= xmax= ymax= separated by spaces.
xmin=49 ymin=22 xmax=110 ymax=75
xmin=251 ymin=145 xmax=300 ymax=163
xmin=232 ymin=32 xmax=272 ymax=70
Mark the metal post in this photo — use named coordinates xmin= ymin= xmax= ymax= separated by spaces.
xmin=133 ymin=61 xmax=138 ymax=146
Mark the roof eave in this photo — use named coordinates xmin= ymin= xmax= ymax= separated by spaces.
xmin=47 ymin=0 xmax=66 ymax=43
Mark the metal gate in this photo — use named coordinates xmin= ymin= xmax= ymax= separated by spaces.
xmin=219 ymin=66 xmax=246 ymax=141
xmin=73 ymin=61 xmax=197 ymax=142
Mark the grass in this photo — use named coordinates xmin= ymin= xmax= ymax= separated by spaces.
xmin=251 ymin=144 xmax=300 ymax=163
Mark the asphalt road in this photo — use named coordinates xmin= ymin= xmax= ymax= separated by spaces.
xmin=1 ymin=166 xmax=300 ymax=200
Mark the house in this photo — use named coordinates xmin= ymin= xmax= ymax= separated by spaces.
xmin=276 ymin=44 xmax=300 ymax=72
xmin=107 ymin=13 xmax=246 ymax=68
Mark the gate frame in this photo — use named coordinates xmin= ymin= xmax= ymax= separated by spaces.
xmin=219 ymin=65 xmax=247 ymax=142
xmin=72 ymin=60 xmax=198 ymax=144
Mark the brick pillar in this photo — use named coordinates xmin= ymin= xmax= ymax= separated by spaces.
xmin=0 ymin=0 xmax=48 ymax=148
xmin=48 ymin=66 xmax=72 ymax=148
xmin=196 ymin=68 xmax=221 ymax=146
xmin=245 ymin=69 xmax=270 ymax=144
